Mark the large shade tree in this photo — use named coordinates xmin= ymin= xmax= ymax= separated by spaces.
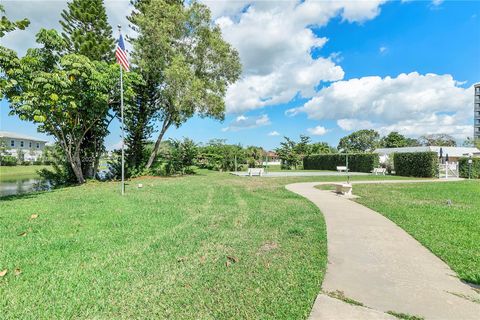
xmin=60 ymin=0 xmax=115 ymax=178
xmin=379 ymin=131 xmax=420 ymax=148
xmin=418 ymin=133 xmax=457 ymax=147
xmin=129 ymin=0 xmax=241 ymax=169
xmin=0 ymin=29 xmax=122 ymax=183
xmin=338 ymin=129 xmax=381 ymax=152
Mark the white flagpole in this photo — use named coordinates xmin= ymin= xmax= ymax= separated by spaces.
xmin=120 ymin=63 xmax=125 ymax=195
xmin=119 ymin=26 xmax=125 ymax=195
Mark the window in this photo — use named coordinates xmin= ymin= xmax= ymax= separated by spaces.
xmin=29 ymin=141 xmax=32 ymax=148
xmin=36 ymin=143 xmax=40 ymax=149
xmin=10 ymin=140 xmax=14 ymax=147
xmin=20 ymin=141 xmax=24 ymax=147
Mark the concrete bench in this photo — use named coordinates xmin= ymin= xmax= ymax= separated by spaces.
xmin=336 ymin=166 xmax=348 ymax=173
xmin=333 ymin=183 xmax=352 ymax=196
xmin=372 ymin=167 xmax=387 ymax=175
xmin=248 ymin=168 xmax=264 ymax=176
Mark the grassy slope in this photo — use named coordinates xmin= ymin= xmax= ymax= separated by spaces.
xmin=0 ymin=165 xmax=51 ymax=181
xmin=354 ymin=181 xmax=480 ymax=285
xmin=0 ymin=171 xmax=408 ymax=319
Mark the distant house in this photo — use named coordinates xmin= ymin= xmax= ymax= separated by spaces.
xmin=374 ymin=146 xmax=480 ymax=164
xmin=263 ymin=151 xmax=281 ymax=166
xmin=0 ymin=131 xmax=48 ymax=162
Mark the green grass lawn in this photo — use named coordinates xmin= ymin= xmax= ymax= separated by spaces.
xmin=0 ymin=165 xmax=51 ymax=181
xmin=0 ymin=171 xmax=409 ymax=319
xmin=354 ymin=181 xmax=480 ymax=285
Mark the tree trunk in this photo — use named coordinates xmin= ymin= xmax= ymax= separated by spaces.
xmin=145 ymin=119 xmax=171 ymax=169
xmin=70 ymin=153 xmax=85 ymax=184
xmin=93 ymin=151 xmax=101 ymax=179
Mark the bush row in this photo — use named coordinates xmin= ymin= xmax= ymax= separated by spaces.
xmin=303 ymin=153 xmax=379 ymax=173
xmin=393 ymin=152 xmax=438 ymax=178
xmin=459 ymin=157 xmax=480 ymax=179
xmin=0 ymin=155 xmax=51 ymax=166
xmin=0 ymin=155 xmax=18 ymax=166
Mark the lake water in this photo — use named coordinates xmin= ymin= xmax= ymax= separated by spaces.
xmin=0 ymin=178 xmax=51 ymax=197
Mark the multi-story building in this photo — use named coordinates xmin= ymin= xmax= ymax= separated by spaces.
xmin=475 ymin=83 xmax=480 ymax=139
xmin=0 ymin=131 xmax=48 ymax=162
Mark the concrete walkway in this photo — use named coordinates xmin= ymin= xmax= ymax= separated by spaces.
xmin=286 ymin=180 xmax=480 ymax=320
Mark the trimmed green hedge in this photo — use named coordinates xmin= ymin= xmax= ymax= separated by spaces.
xmin=459 ymin=157 xmax=480 ymax=179
xmin=393 ymin=152 xmax=438 ymax=177
xmin=303 ymin=153 xmax=379 ymax=173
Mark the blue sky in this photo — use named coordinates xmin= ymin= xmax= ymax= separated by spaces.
xmin=1 ymin=0 xmax=479 ymax=150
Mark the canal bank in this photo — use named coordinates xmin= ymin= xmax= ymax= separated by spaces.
xmin=0 ymin=165 xmax=51 ymax=197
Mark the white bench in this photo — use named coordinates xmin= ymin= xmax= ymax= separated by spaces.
xmin=333 ymin=183 xmax=352 ymax=196
xmin=247 ymin=168 xmax=264 ymax=176
xmin=372 ymin=167 xmax=387 ymax=175
xmin=336 ymin=166 xmax=348 ymax=173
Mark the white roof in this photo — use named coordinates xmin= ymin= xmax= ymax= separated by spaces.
xmin=374 ymin=146 xmax=480 ymax=157
xmin=0 ymin=131 xmax=48 ymax=142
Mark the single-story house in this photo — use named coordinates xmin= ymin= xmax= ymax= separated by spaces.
xmin=0 ymin=131 xmax=48 ymax=162
xmin=263 ymin=151 xmax=281 ymax=166
xmin=374 ymin=146 xmax=480 ymax=164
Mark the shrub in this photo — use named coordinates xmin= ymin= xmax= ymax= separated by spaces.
xmin=393 ymin=152 xmax=438 ymax=177
xmin=0 ymin=155 xmax=18 ymax=166
xmin=459 ymin=157 xmax=480 ymax=179
xmin=303 ymin=153 xmax=379 ymax=173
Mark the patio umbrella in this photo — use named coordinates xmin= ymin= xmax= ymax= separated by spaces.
xmin=439 ymin=147 xmax=443 ymax=159
xmin=446 ymin=154 xmax=449 ymax=162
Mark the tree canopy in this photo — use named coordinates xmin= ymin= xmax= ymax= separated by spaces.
xmin=337 ymin=129 xmax=381 ymax=152
xmin=60 ymin=0 xmax=114 ymax=62
xmin=418 ymin=134 xmax=457 ymax=147
xmin=129 ymin=0 xmax=241 ymax=169
xmin=380 ymin=131 xmax=419 ymax=148
xmin=59 ymin=0 xmax=116 ymax=179
xmin=275 ymin=135 xmax=334 ymax=169
xmin=0 ymin=29 xmax=125 ymax=183
xmin=0 ymin=4 xmax=29 ymax=38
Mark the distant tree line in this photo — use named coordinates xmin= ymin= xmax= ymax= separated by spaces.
xmin=275 ymin=131 xmax=470 ymax=170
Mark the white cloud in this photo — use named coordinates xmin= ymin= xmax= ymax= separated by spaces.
xmin=290 ymin=72 xmax=474 ymax=139
xmin=307 ymin=125 xmax=328 ymax=136
xmin=268 ymin=131 xmax=280 ymax=136
xmin=222 ymin=114 xmax=271 ymax=132
xmin=379 ymin=46 xmax=387 ymax=54
xmin=432 ymin=0 xmax=444 ymax=6
xmin=200 ymin=0 xmax=387 ymax=113
xmin=337 ymin=119 xmax=375 ymax=131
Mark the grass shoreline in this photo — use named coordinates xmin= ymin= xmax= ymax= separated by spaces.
xmin=0 ymin=165 xmax=51 ymax=181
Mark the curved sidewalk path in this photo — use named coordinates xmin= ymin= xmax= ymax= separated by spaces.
xmin=286 ymin=180 xmax=480 ymax=320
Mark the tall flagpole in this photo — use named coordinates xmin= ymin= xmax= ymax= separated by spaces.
xmin=119 ymin=25 xmax=125 ymax=195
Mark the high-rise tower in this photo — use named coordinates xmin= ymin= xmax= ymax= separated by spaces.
xmin=475 ymin=83 xmax=480 ymax=139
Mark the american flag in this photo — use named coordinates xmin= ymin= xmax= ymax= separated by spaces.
xmin=115 ymin=34 xmax=130 ymax=72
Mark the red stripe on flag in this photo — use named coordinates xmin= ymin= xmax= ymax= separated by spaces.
xmin=116 ymin=47 xmax=130 ymax=71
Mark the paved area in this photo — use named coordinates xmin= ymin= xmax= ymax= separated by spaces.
xmin=309 ymin=294 xmax=396 ymax=320
xmin=231 ymin=171 xmax=369 ymax=177
xmin=286 ymin=179 xmax=480 ymax=320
